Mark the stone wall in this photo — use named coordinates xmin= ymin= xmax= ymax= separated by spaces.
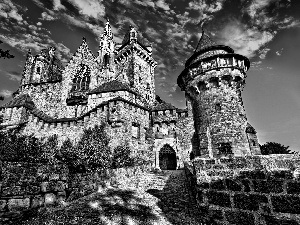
xmin=184 ymin=154 xmax=300 ymax=224
xmin=0 ymin=161 xmax=152 ymax=218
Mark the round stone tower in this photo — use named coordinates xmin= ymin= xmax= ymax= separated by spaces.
xmin=178 ymin=30 xmax=260 ymax=158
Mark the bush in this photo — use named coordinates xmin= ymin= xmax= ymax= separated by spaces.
xmin=41 ymin=135 xmax=59 ymax=164
xmin=75 ymin=123 xmax=112 ymax=172
xmin=260 ymin=142 xmax=293 ymax=155
xmin=58 ymin=138 xmax=82 ymax=173
xmin=111 ymin=144 xmax=133 ymax=169
xmin=0 ymin=131 xmax=44 ymax=162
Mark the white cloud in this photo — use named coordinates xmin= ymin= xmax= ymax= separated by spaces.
xmin=66 ymin=0 xmax=105 ymax=18
xmin=220 ymin=19 xmax=274 ymax=58
xmin=52 ymin=0 xmax=66 ymax=11
xmin=37 ymin=22 xmax=42 ymax=26
xmin=259 ymin=48 xmax=270 ymax=59
xmin=41 ymin=12 xmax=56 ymax=21
xmin=6 ymin=72 xmax=22 ymax=81
xmin=156 ymin=0 xmax=170 ymax=11
xmin=276 ymin=48 xmax=283 ymax=56
xmin=187 ymin=0 xmax=226 ymax=21
xmin=247 ymin=0 xmax=273 ymax=19
xmin=0 ymin=89 xmax=13 ymax=98
xmin=0 ymin=0 xmax=24 ymax=22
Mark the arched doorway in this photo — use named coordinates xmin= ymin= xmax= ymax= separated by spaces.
xmin=159 ymin=144 xmax=177 ymax=170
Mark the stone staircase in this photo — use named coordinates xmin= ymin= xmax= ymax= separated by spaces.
xmin=136 ymin=169 xmax=202 ymax=224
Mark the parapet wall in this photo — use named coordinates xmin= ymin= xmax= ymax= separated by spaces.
xmin=184 ymin=154 xmax=300 ymax=225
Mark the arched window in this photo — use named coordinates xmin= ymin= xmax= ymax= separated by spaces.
xmin=71 ymin=64 xmax=91 ymax=92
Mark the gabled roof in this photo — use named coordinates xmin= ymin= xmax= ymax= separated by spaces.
xmin=152 ymin=95 xmax=177 ymax=111
xmin=89 ymin=80 xmax=139 ymax=96
xmin=194 ymin=30 xmax=217 ymax=53
xmin=246 ymin=122 xmax=256 ymax=134
xmin=0 ymin=94 xmax=35 ymax=109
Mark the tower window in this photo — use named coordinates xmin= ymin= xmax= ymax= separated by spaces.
xmin=36 ymin=67 xmax=40 ymax=74
xmin=218 ymin=143 xmax=232 ymax=156
xmin=251 ymin=140 xmax=256 ymax=146
xmin=103 ymin=54 xmax=110 ymax=67
xmin=132 ymin=123 xmax=140 ymax=139
xmin=197 ymin=81 xmax=207 ymax=91
xmin=215 ymin=103 xmax=221 ymax=111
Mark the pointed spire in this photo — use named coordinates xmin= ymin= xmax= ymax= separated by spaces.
xmin=194 ymin=25 xmax=217 ymax=54
xmin=103 ymin=18 xmax=113 ymax=39
xmin=129 ymin=25 xmax=137 ymax=44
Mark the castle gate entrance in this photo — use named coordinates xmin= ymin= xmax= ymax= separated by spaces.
xmin=159 ymin=144 xmax=177 ymax=170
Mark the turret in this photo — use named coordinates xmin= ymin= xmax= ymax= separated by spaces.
xmin=178 ymin=29 xmax=260 ymax=158
xmin=96 ymin=19 xmax=115 ymax=81
xmin=114 ymin=25 xmax=157 ymax=107
xmin=20 ymin=47 xmax=63 ymax=86
xmin=21 ymin=49 xmax=34 ymax=86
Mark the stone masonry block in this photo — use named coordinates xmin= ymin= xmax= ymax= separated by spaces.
xmin=44 ymin=193 xmax=56 ymax=206
xmin=208 ymin=207 xmax=224 ymax=221
xmin=0 ymin=199 xmax=7 ymax=211
xmin=271 ymin=195 xmax=300 ymax=214
xmin=40 ymin=182 xmax=49 ymax=192
xmin=225 ymin=210 xmax=255 ymax=225
xmin=286 ymin=181 xmax=300 ymax=194
xmin=267 ymin=170 xmax=293 ymax=180
xmin=225 ymin=179 xmax=243 ymax=191
xmin=207 ymin=190 xmax=231 ymax=208
xmin=197 ymin=182 xmax=210 ymax=189
xmin=25 ymin=185 xmax=40 ymax=195
xmin=233 ymin=193 xmax=268 ymax=211
xmin=252 ymin=179 xmax=284 ymax=194
xmin=210 ymin=179 xmax=226 ymax=191
xmin=239 ymin=170 xmax=267 ymax=180
xmin=241 ymin=179 xmax=252 ymax=192
xmin=49 ymin=173 xmax=60 ymax=181
xmin=197 ymin=189 xmax=206 ymax=204
xmin=55 ymin=181 xmax=66 ymax=192
xmin=264 ymin=215 xmax=299 ymax=225
xmin=31 ymin=195 xmax=44 ymax=208
xmin=7 ymin=198 xmax=30 ymax=211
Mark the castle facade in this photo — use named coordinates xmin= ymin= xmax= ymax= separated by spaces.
xmin=0 ymin=21 xmax=260 ymax=169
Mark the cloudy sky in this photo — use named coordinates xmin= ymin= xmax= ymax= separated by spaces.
xmin=0 ymin=0 xmax=300 ymax=151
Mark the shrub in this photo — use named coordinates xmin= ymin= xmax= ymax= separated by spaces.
xmin=111 ymin=144 xmax=133 ymax=169
xmin=75 ymin=123 xmax=112 ymax=172
xmin=260 ymin=142 xmax=293 ymax=155
xmin=0 ymin=131 xmax=44 ymax=162
xmin=40 ymin=135 xmax=59 ymax=164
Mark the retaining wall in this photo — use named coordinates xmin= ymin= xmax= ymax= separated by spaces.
xmin=184 ymin=154 xmax=300 ymax=225
xmin=0 ymin=161 xmax=151 ymax=217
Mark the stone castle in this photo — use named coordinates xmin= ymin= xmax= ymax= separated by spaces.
xmin=0 ymin=21 xmax=260 ymax=169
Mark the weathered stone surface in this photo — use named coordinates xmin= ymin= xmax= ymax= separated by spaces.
xmin=7 ymin=198 xmax=30 ymax=211
xmin=31 ymin=195 xmax=44 ymax=208
xmin=0 ymin=21 xmax=193 ymax=169
xmin=0 ymin=200 xmax=7 ymax=211
xmin=44 ymin=193 xmax=56 ymax=206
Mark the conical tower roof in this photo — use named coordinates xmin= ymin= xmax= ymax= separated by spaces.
xmin=194 ymin=30 xmax=217 ymax=53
